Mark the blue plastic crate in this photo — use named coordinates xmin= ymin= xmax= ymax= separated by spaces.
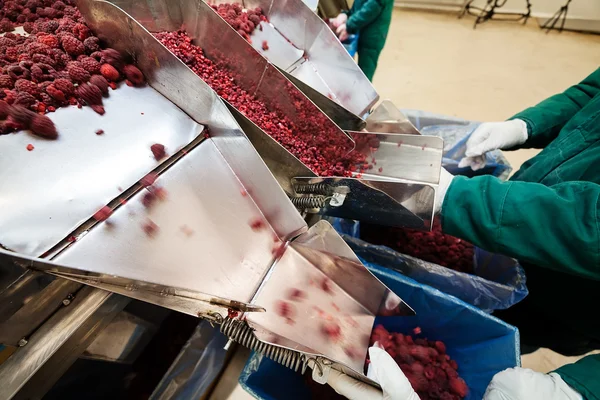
xmin=240 ymin=264 xmax=520 ymax=400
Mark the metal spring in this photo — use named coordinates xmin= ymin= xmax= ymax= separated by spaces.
xmin=220 ymin=318 xmax=308 ymax=374
xmin=290 ymin=195 xmax=328 ymax=209
xmin=294 ymin=183 xmax=333 ymax=196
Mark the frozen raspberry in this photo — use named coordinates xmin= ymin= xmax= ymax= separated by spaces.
xmin=0 ymin=37 xmax=15 ymax=47
xmin=0 ymin=75 xmax=14 ymax=89
xmin=80 ymin=56 xmax=101 ymax=74
xmin=7 ymin=66 xmax=31 ymax=81
xmin=93 ymin=206 xmax=112 ymax=222
xmin=90 ymin=104 xmax=105 ymax=115
xmin=123 ymin=64 xmax=144 ymax=86
xmin=72 ymin=23 xmax=90 ymax=41
xmin=46 ymin=84 xmax=65 ymax=101
xmin=275 ymin=300 xmax=295 ymax=319
xmin=30 ymin=63 xmax=56 ymax=82
xmin=95 ymin=129 xmax=104 ymax=135
xmin=261 ymin=40 xmax=269 ymax=51
xmin=32 ymin=54 xmax=56 ymax=67
xmin=14 ymin=92 xmax=37 ymax=107
xmin=101 ymin=48 xmax=123 ymax=68
xmin=142 ymin=219 xmax=158 ymax=237
xmin=67 ymin=64 xmax=90 ymax=82
xmin=435 ymin=340 xmax=446 ymax=354
xmin=5 ymin=47 xmax=18 ymax=62
xmin=0 ymin=101 xmax=9 ymax=118
xmin=99 ymin=63 xmax=119 ymax=81
xmin=287 ymin=288 xmax=306 ymax=301
xmin=83 ymin=36 xmax=100 ymax=53
xmin=14 ymin=79 xmax=39 ymax=97
xmin=320 ymin=321 xmax=342 ymax=341
xmin=60 ymin=35 xmax=85 ymax=56
xmin=76 ymin=82 xmax=102 ymax=106
xmin=150 ymin=143 xmax=166 ymax=160
xmin=89 ymin=74 xmax=108 ymax=95
xmin=30 ymin=113 xmax=57 ymax=139
xmin=26 ymin=143 xmax=34 ymax=151
xmin=37 ymin=34 xmax=59 ymax=49
xmin=449 ymin=377 xmax=468 ymax=397
xmin=50 ymin=78 xmax=73 ymax=97
xmin=0 ymin=19 xmax=14 ymax=34
xmin=52 ymin=1 xmax=66 ymax=10
xmin=23 ymin=22 xmax=34 ymax=33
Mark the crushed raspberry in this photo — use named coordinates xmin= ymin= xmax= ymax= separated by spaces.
xmin=413 ymin=326 xmax=422 ymax=335
xmin=142 ymin=219 xmax=158 ymax=237
xmin=227 ymin=308 xmax=239 ymax=319
xmin=249 ymin=217 xmax=265 ymax=231
xmin=320 ymin=321 xmax=341 ymax=342
xmin=261 ymin=40 xmax=269 ymax=51
xmin=93 ymin=206 xmax=112 ymax=222
xmin=95 ymin=129 xmax=104 ymax=135
xmin=150 ymin=143 xmax=166 ymax=161
xmin=26 ymin=143 xmax=34 ymax=151
xmin=320 ymin=277 xmax=333 ymax=294
xmin=180 ymin=224 xmax=194 ymax=237
xmin=275 ymin=300 xmax=295 ymax=319
xmin=287 ymin=288 xmax=306 ymax=302
xmin=140 ymin=172 xmax=158 ymax=187
xmin=141 ymin=191 xmax=156 ymax=208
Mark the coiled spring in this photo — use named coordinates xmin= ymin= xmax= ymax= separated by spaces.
xmin=290 ymin=195 xmax=328 ymax=209
xmin=294 ymin=182 xmax=333 ymax=196
xmin=220 ymin=317 xmax=309 ymax=373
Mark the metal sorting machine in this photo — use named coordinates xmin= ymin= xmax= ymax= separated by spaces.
xmin=0 ymin=0 xmax=444 ymax=397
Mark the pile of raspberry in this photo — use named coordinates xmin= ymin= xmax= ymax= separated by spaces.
xmin=361 ymin=220 xmax=475 ymax=274
xmin=155 ymin=30 xmax=366 ymax=177
xmin=210 ymin=3 xmax=267 ymax=41
xmin=0 ymin=0 xmax=145 ymax=138
xmin=370 ymin=325 xmax=468 ymax=400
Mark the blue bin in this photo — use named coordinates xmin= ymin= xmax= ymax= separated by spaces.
xmin=342 ymin=34 xmax=359 ymax=57
xmin=240 ymin=264 xmax=520 ymax=400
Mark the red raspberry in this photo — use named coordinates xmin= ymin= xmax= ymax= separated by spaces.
xmin=142 ymin=219 xmax=159 ymax=237
xmin=320 ymin=321 xmax=341 ymax=341
xmin=15 ymin=79 xmax=39 ymax=97
xmin=83 ymin=36 xmax=100 ymax=53
xmin=261 ymin=40 xmax=269 ymax=51
xmin=5 ymin=47 xmax=18 ymax=62
xmin=77 ymin=83 xmax=102 ymax=106
xmin=89 ymin=75 xmax=108 ymax=95
xmin=14 ymin=92 xmax=36 ymax=108
xmin=9 ymin=105 xmax=35 ymax=126
xmin=275 ymin=300 xmax=295 ymax=319
xmin=93 ymin=206 xmax=112 ymax=222
xmin=249 ymin=217 xmax=265 ymax=231
xmin=0 ymin=75 xmax=14 ymax=89
xmin=90 ymin=105 xmax=105 ymax=115
xmin=99 ymin=63 xmax=119 ymax=81
xmin=52 ymin=1 xmax=66 ymax=10
xmin=32 ymin=54 xmax=56 ymax=67
xmin=0 ymin=100 xmax=9 ymax=118
xmin=37 ymin=34 xmax=59 ymax=48
xmin=80 ymin=57 xmax=101 ymax=74
xmin=26 ymin=143 xmax=34 ymax=151
xmin=53 ymin=78 xmax=74 ymax=96
xmin=67 ymin=64 xmax=90 ymax=83
xmin=30 ymin=113 xmax=58 ymax=139
xmin=409 ymin=345 xmax=432 ymax=362
xmin=150 ymin=143 xmax=166 ymax=160
xmin=123 ymin=64 xmax=144 ymax=86
xmin=101 ymin=48 xmax=123 ymax=68
xmin=435 ymin=340 xmax=446 ymax=354
xmin=320 ymin=277 xmax=333 ymax=294
xmin=449 ymin=377 xmax=468 ymax=397
xmin=287 ymin=288 xmax=306 ymax=302
xmin=46 ymin=84 xmax=65 ymax=101
xmin=141 ymin=191 xmax=157 ymax=208
xmin=60 ymin=35 xmax=85 ymax=56
xmin=95 ymin=129 xmax=104 ymax=135
xmin=413 ymin=326 xmax=422 ymax=335
xmin=23 ymin=22 xmax=34 ymax=33
xmin=0 ymin=37 xmax=15 ymax=47
xmin=0 ymin=19 xmax=14 ymax=34
xmin=72 ymin=23 xmax=90 ymax=41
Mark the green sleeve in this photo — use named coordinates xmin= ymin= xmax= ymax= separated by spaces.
xmin=511 ymin=68 xmax=600 ymax=149
xmin=346 ymin=0 xmax=385 ymax=34
xmin=441 ymin=176 xmax=600 ymax=280
xmin=555 ymin=354 xmax=600 ymax=400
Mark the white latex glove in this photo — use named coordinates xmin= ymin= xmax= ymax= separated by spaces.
xmin=336 ymin=23 xmax=349 ymax=42
xmin=330 ymin=13 xmax=348 ymax=29
xmin=326 ymin=347 xmax=420 ymax=400
xmin=458 ymin=119 xmax=528 ymax=171
xmin=484 ymin=368 xmax=582 ymax=400
xmin=435 ymin=167 xmax=454 ymax=214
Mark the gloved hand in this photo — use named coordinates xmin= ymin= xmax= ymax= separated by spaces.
xmin=326 ymin=347 xmax=420 ymax=400
xmin=484 ymin=368 xmax=582 ymax=400
xmin=458 ymin=119 xmax=528 ymax=171
xmin=330 ymin=13 xmax=348 ymax=29
xmin=336 ymin=23 xmax=349 ymax=42
xmin=435 ymin=167 xmax=454 ymax=214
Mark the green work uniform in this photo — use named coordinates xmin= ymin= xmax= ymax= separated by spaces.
xmin=441 ymin=68 xmax=600 ymax=399
xmin=344 ymin=0 xmax=394 ymax=81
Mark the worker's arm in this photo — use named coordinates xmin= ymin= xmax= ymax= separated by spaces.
xmin=345 ymin=0 xmax=387 ymax=34
xmin=441 ymin=175 xmax=600 ymax=280
xmin=555 ymin=354 xmax=600 ymax=400
xmin=511 ymin=68 xmax=600 ymax=149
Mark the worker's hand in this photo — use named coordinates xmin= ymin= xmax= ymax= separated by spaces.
xmin=336 ymin=23 xmax=349 ymax=42
xmin=435 ymin=168 xmax=454 ymax=214
xmin=326 ymin=346 xmax=420 ymax=400
xmin=458 ymin=119 xmax=528 ymax=171
xmin=330 ymin=13 xmax=348 ymax=29
xmin=484 ymin=368 xmax=582 ymax=400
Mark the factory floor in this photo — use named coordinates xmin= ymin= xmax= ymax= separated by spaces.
xmin=213 ymin=9 xmax=600 ymax=400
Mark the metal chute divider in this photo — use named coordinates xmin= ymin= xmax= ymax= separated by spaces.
xmin=109 ymin=0 xmax=443 ymax=231
xmin=205 ymin=0 xmax=379 ymax=122
xmin=0 ymin=0 xmax=413 ymax=391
